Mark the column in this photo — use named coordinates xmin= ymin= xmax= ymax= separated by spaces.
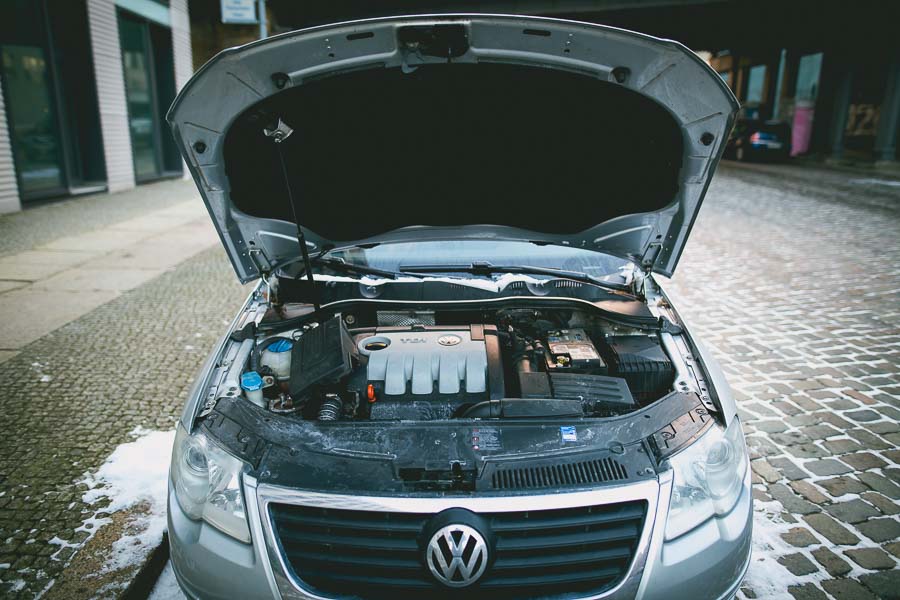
xmin=87 ymin=0 xmax=136 ymax=192
xmin=874 ymin=60 xmax=900 ymax=164
xmin=0 ymin=78 xmax=22 ymax=213
xmin=827 ymin=67 xmax=853 ymax=161
xmin=170 ymin=0 xmax=193 ymax=92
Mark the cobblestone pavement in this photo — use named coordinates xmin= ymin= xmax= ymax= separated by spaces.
xmin=0 ymin=163 xmax=898 ymax=598
xmin=0 ymin=248 xmax=246 ymax=597
xmin=665 ymin=163 xmax=900 ymax=599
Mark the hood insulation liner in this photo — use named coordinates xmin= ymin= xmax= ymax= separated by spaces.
xmin=223 ymin=63 xmax=683 ymax=241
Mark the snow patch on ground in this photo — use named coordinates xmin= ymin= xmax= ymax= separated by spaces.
xmin=78 ymin=427 xmax=176 ymax=572
xmin=850 ymin=177 xmax=900 ymax=188
xmin=149 ymin=561 xmax=186 ymax=600
xmin=741 ymin=495 xmax=827 ymax=599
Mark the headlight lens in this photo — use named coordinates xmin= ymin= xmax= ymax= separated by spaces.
xmin=664 ymin=417 xmax=748 ymax=541
xmin=171 ymin=423 xmax=251 ymax=543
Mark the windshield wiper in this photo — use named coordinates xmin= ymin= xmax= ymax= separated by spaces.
xmin=399 ymin=261 xmax=637 ymax=296
xmin=310 ymin=256 xmax=417 ymax=280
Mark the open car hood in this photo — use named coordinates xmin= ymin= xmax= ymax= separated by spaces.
xmin=168 ymin=14 xmax=737 ymax=283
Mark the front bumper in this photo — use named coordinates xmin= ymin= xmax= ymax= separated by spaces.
xmin=168 ymin=467 xmax=752 ymax=600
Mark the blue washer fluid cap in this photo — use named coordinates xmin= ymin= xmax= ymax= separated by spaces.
xmin=268 ymin=339 xmax=293 ymax=353
xmin=241 ymin=371 xmax=264 ymax=391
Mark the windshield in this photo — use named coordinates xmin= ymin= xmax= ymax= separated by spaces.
xmin=321 ymin=241 xmax=633 ymax=282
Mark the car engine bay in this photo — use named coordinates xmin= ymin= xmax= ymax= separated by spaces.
xmin=234 ymin=306 xmax=679 ymax=423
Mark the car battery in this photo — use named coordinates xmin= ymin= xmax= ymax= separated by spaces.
xmin=544 ymin=329 xmax=608 ymax=374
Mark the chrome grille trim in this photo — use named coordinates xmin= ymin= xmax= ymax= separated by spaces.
xmin=248 ymin=478 xmax=662 ymax=600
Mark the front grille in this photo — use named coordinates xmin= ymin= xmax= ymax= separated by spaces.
xmin=270 ymin=500 xmax=646 ymax=598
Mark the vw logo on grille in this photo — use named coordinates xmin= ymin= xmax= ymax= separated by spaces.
xmin=425 ymin=524 xmax=488 ymax=587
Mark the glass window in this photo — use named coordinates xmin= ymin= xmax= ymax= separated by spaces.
xmin=745 ymin=65 xmax=767 ymax=104
xmin=795 ymin=53 xmax=823 ymax=102
xmin=719 ymin=71 xmax=731 ymax=86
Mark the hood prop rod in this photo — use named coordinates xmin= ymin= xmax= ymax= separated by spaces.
xmin=264 ymin=118 xmax=320 ymax=312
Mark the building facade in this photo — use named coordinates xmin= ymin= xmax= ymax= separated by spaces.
xmin=0 ymin=0 xmax=192 ymax=213
xmin=710 ymin=50 xmax=899 ymax=165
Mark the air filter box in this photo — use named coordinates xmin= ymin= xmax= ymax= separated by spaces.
xmin=604 ymin=336 xmax=675 ymax=404
xmin=289 ymin=315 xmax=354 ymax=399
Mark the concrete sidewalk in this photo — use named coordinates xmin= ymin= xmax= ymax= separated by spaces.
xmin=0 ymin=181 xmax=220 ymax=362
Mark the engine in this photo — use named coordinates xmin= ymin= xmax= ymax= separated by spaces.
xmin=350 ymin=326 xmax=503 ymax=420
xmin=246 ymin=308 xmax=676 ymax=421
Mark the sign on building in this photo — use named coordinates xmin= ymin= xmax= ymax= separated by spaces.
xmin=221 ymin=0 xmax=257 ymax=24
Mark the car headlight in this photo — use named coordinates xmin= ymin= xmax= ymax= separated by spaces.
xmin=171 ymin=423 xmax=251 ymax=543
xmin=664 ymin=417 xmax=748 ymax=541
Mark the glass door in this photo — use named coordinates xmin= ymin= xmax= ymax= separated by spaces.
xmin=0 ymin=0 xmax=66 ymax=199
xmin=119 ymin=13 xmax=161 ymax=181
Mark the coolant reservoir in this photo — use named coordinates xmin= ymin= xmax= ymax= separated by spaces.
xmin=240 ymin=371 xmax=265 ymax=408
xmin=261 ymin=338 xmax=293 ymax=380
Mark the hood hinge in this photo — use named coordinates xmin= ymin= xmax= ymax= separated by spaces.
xmin=249 ymin=247 xmax=273 ymax=276
xmin=640 ymin=242 xmax=662 ymax=272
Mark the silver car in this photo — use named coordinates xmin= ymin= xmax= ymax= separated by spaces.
xmin=166 ymin=14 xmax=749 ymax=600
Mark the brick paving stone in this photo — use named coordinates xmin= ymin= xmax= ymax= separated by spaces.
xmin=788 ymin=583 xmax=828 ymax=600
xmin=772 ymin=432 xmax=814 ymax=447
xmin=799 ymin=424 xmax=842 ymax=440
xmin=787 ymin=445 xmax=834 ymax=460
xmin=781 ymin=527 xmax=819 ymax=547
xmin=824 ymin=399 xmax=858 ymax=411
xmin=860 ymin=491 xmax=900 ymax=515
xmin=777 ymin=552 xmax=818 ymax=576
xmin=803 ymin=514 xmax=861 ymax=545
xmin=847 ymin=430 xmax=891 ymax=451
xmin=856 ymin=518 xmax=900 ymax=543
xmin=787 ymin=414 xmax=822 ymax=428
xmin=870 ymin=421 xmax=900 ymax=434
xmin=789 ymin=480 xmax=830 ymax=505
xmin=756 ymin=420 xmax=790 ymax=433
xmin=818 ymin=476 xmax=869 ymax=497
xmin=769 ymin=457 xmax=810 ymax=481
xmin=845 ymin=390 xmax=877 ymax=405
xmin=885 ymin=542 xmax=900 ymax=559
xmin=772 ymin=400 xmax=803 ymax=416
xmin=843 ymin=547 xmax=897 ymax=570
xmin=846 ymin=409 xmax=883 ymax=422
xmin=751 ymin=460 xmax=782 ymax=483
xmin=821 ymin=579 xmax=879 ymax=600
xmin=859 ymin=571 xmax=900 ymax=600
xmin=857 ymin=471 xmax=900 ymax=500
xmin=886 ymin=468 xmax=900 ymax=484
xmin=752 ymin=488 xmax=772 ymax=503
xmin=806 ymin=459 xmax=853 ymax=477
xmin=818 ymin=413 xmax=854 ymax=430
xmin=823 ymin=439 xmax=865 ymax=455
xmin=824 ymin=499 xmax=881 ymax=523
xmin=841 ymin=452 xmax=887 ymax=471
xmin=768 ymin=483 xmax=822 ymax=515
xmin=811 ymin=546 xmax=853 ymax=576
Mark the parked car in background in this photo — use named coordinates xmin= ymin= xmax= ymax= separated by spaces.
xmin=725 ymin=117 xmax=792 ymax=161
xmin=166 ymin=14 xmax=750 ymax=600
